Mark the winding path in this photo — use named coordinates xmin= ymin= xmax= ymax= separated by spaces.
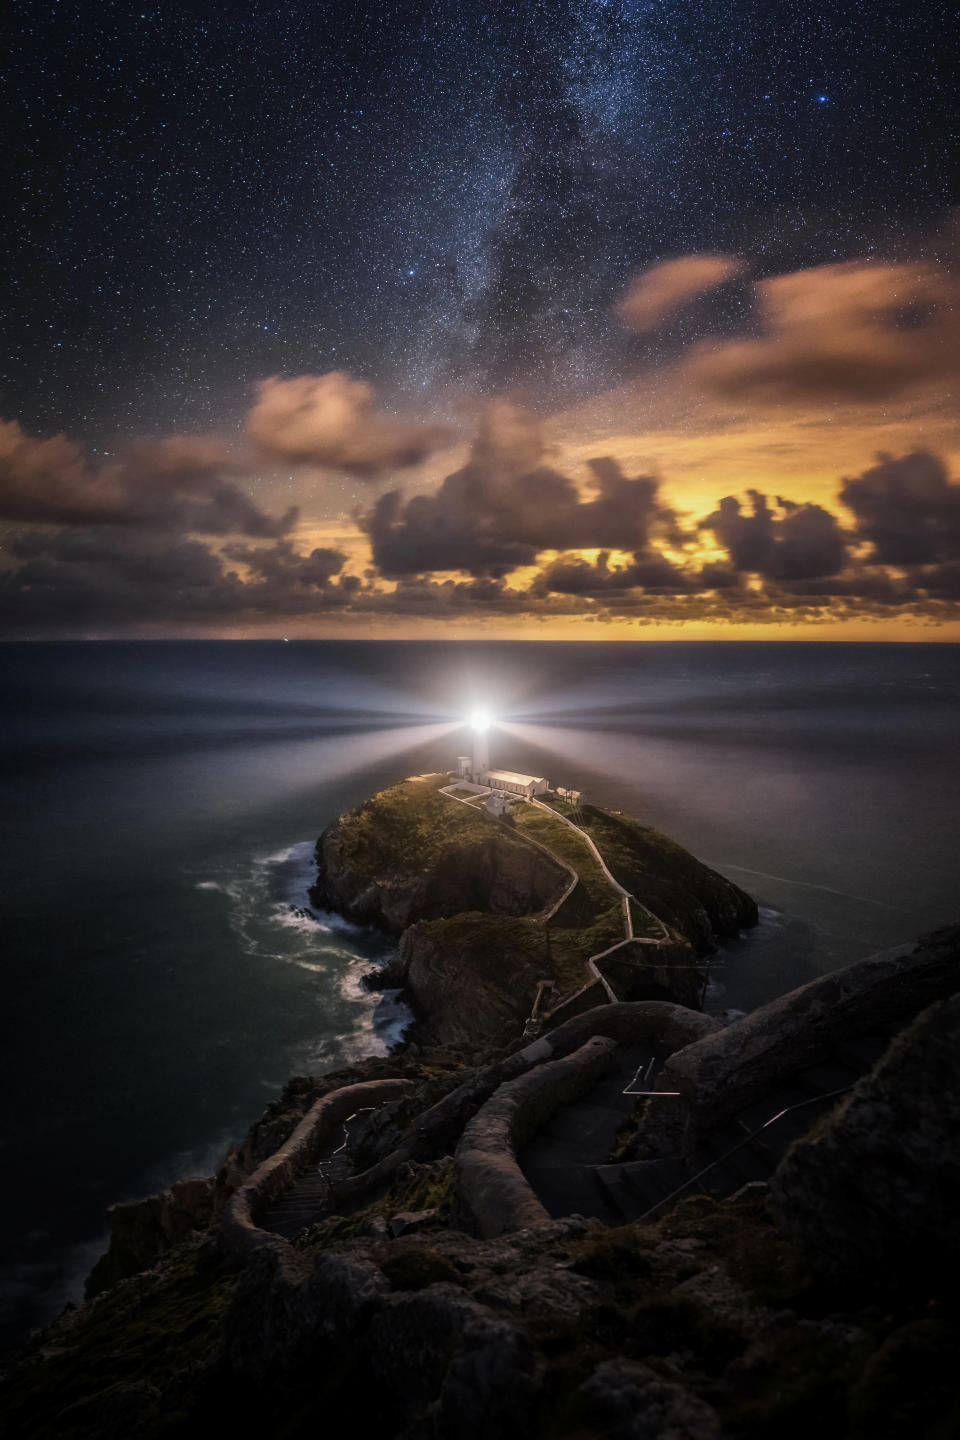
xmin=439 ymin=780 xmax=710 ymax=1007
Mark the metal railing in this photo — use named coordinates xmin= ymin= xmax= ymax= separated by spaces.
xmin=633 ymin=1085 xmax=854 ymax=1221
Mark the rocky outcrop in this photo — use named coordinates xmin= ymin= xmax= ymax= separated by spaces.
xmin=312 ymin=779 xmax=758 ymax=1051
xmin=659 ymin=924 xmax=960 ymax=1138
xmin=579 ymin=1359 xmax=723 ymax=1440
xmin=7 ymin=928 xmax=960 ymax=1438
xmin=771 ymin=990 xmax=960 ymax=1292
xmin=401 ymin=915 xmax=547 ymax=1048
xmin=19 ymin=1183 xmax=960 ymax=1440
xmin=85 ymin=1176 xmax=215 ymax=1298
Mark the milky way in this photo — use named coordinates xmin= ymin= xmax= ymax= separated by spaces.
xmin=4 ymin=0 xmax=957 ymax=441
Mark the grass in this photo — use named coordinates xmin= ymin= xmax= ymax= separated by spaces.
xmin=514 ymin=805 xmax=609 ymax=900
xmin=331 ymin=776 xmax=493 ymax=880
xmin=300 ymin=1160 xmax=456 ymax=1249
xmin=0 ymin=1253 xmax=235 ymax=1440
xmin=560 ymin=804 xmax=748 ymax=947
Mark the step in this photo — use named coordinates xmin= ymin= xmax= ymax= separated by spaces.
xmin=591 ymin=1165 xmax=640 ymax=1222
xmin=695 ymin=1160 xmax=750 ymax=1200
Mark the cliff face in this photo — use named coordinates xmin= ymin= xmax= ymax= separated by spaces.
xmin=400 ymin=916 xmax=547 ymax=1048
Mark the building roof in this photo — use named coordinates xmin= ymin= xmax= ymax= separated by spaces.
xmin=484 ymin=769 xmax=547 ymax=787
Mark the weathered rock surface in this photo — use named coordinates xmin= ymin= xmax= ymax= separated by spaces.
xmin=660 ymin=923 xmax=960 ymax=1137
xmin=85 ymin=1176 xmax=214 ymax=1298
xmin=401 ymin=915 xmax=546 ymax=1047
xmin=771 ymin=988 xmax=960 ymax=1290
xmin=579 ymin=1358 xmax=723 ymax=1440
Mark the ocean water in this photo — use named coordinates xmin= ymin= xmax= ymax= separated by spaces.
xmin=2 ymin=639 xmax=958 ymax=1348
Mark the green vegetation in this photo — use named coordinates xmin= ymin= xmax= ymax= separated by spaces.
xmin=0 ymin=1253 xmax=235 ymax=1440
xmin=301 ymin=1160 xmax=456 ymax=1249
xmin=561 ymin=804 xmax=748 ymax=947
xmin=332 ymin=776 xmax=493 ymax=878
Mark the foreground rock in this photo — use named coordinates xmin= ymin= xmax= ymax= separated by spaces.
xmin=771 ymin=988 xmax=960 ymax=1291
xmin=3 ymin=928 xmax=960 ymax=1438
xmin=7 ymin=1189 xmax=960 ymax=1439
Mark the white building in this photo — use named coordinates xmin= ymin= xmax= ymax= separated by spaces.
xmin=485 ymin=789 xmax=510 ymax=817
xmin=483 ymin=768 xmax=549 ymax=800
xmin=457 ymin=721 xmax=550 ymax=799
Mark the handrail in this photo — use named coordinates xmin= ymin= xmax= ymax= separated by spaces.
xmin=634 ymin=1085 xmax=854 ymax=1221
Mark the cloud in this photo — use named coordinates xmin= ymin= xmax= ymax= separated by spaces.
xmin=840 ymin=450 xmax=960 ymax=565
xmin=535 ymin=550 xmax=692 ymax=597
xmin=616 ymin=255 xmax=746 ymax=332
xmin=686 ymin=260 xmax=960 ymax=405
xmin=1 ymin=529 xmax=358 ymax=626
xmin=361 ymin=402 xmax=679 ymax=578
xmin=3 ymin=425 xmax=960 ymax=633
xmin=0 ymin=420 xmax=297 ymax=536
xmin=245 ymin=372 xmax=449 ymax=477
xmin=701 ymin=491 xmax=848 ymax=580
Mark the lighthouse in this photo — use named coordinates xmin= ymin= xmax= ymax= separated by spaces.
xmin=470 ymin=709 xmax=490 ymax=780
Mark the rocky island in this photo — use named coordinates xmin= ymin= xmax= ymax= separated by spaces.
xmin=311 ymin=774 xmax=757 ymax=1046
xmin=2 ymin=776 xmax=958 ymax=1440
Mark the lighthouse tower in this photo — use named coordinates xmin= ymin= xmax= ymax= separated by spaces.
xmin=470 ymin=710 xmax=491 ymax=782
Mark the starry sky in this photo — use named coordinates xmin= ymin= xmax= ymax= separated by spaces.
xmin=2 ymin=0 xmax=959 ymax=637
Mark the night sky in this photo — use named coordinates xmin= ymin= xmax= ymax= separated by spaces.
xmin=2 ymin=0 xmax=959 ymax=637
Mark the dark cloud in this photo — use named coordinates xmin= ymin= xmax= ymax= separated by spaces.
xmin=702 ymin=491 xmax=847 ymax=580
xmin=361 ymin=403 xmax=677 ymax=578
xmin=0 ymin=528 xmax=357 ymax=627
xmin=245 ymin=373 xmax=449 ymax=478
xmin=0 ymin=421 xmax=297 ymax=536
xmin=686 ymin=260 xmax=960 ymax=405
xmin=535 ymin=550 xmax=691 ymax=597
xmin=840 ymin=450 xmax=960 ymax=565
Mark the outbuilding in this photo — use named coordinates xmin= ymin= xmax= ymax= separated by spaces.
xmin=483 ymin=768 xmax=549 ymax=800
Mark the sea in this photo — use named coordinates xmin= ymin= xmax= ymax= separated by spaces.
xmin=1 ymin=639 xmax=958 ymax=1350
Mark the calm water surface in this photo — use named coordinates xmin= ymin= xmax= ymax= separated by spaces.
xmin=2 ymin=640 xmax=958 ymax=1347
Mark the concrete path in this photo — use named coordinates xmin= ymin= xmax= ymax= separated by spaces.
xmin=517 ymin=1043 xmax=654 ymax=1224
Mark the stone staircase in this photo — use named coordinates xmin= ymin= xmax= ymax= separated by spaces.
xmin=260 ymin=1171 xmax=333 ymax=1240
xmin=588 ymin=1027 xmax=899 ymax=1223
